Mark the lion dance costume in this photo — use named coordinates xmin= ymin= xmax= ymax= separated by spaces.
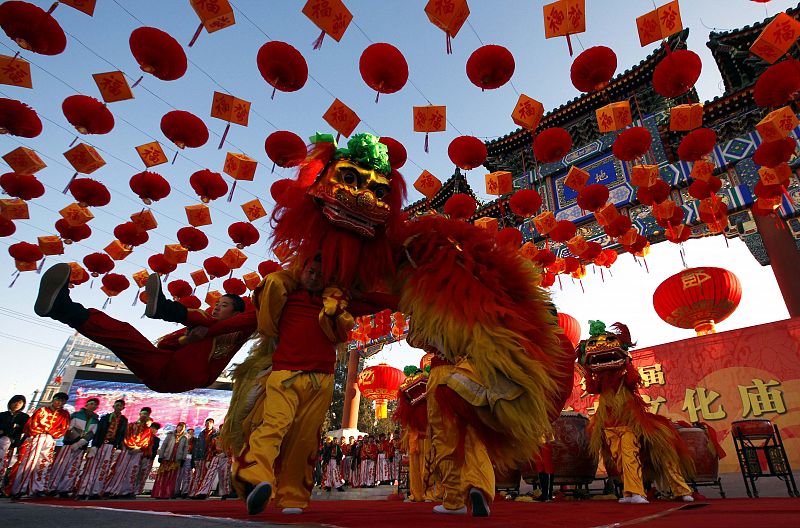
xmin=578 ymin=321 xmax=695 ymax=504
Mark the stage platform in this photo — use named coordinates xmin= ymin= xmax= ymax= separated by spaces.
xmin=3 ymin=496 xmax=799 ymax=528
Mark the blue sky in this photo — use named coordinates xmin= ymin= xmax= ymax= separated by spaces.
xmin=0 ymin=0 xmax=795 ymax=406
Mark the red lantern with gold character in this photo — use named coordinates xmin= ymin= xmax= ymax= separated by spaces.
xmin=357 ymin=363 xmax=405 ymax=419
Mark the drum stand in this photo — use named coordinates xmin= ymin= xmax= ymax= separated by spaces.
xmin=732 ymin=420 xmax=799 ymax=498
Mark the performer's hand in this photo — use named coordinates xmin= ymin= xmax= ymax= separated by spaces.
xmin=86 ymin=446 xmax=97 ymax=458
xmin=184 ymin=326 xmax=209 ymax=343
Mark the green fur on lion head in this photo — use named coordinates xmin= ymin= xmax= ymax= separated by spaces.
xmin=589 ymin=320 xmax=606 ymax=336
xmin=310 ymin=132 xmax=391 ymax=174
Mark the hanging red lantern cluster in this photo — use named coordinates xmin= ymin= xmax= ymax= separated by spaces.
xmin=603 ymin=214 xmax=632 ymax=238
xmin=167 ymin=279 xmax=192 ymax=299
xmin=753 ymin=136 xmax=795 ymax=168
xmin=688 ymin=175 xmax=722 ymax=200
xmin=612 ymin=126 xmax=652 ymax=161
xmin=496 ymin=227 xmax=523 ymax=249
xmin=129 ymin=27 xmax=187 ymax=81
xmin=83 ymin=252 xmax=114 ymax=276
xmin=265 ymin=131 xmax=306 ymax=171
xmin=129 ymin=171 xmax=170 ymax=204
xmin=443 ymin=193 xmax=477 ymax=220
xmin=357 ymin=363 xmax=405 ymax=419
xmin=62 ymin=95 xmax=114 ymax=135
xmin=228 ymin=221 xmax=259 ymax=249
xmin=114 ymin=221 xmax=148 ymax=248
xmin=8 ymin=241 xmax=43 ymax=271
xmin=635 ymin=179 xmax=671 ymax=206
xmin=189 ymin=169 xmax=228 ymax=202
xmin=508 ymin=189 xmax=543 ymax=217
xmin=576 ymin=184 xmax=609 ymax=212
xmin=256 ymin=41 xmax=308 ymax=98
xmin=1 ymin=172 xmax=44 ymax=200
xmin=359 ymin=43 xmax=409 ymax=102
xmin=69 ymin=178 xmax=110 ymax=207
xmin=548 ymin=219 xmax=577 ymax=243
xmin=0 ymin=98 xmax=42 ymax=137
xmin=0 ymin=1 xmax=67 ymax=55
xmin=533 ymin=127 xmax=572 ymax=163
xmin=570 ymin=46 xmax=617 ymax=93
xmin=653 ymin=266 xmax=742 ymax=335
xmin=652 ymin=49 xmax=702 ymax=98
xmin=466 ymin=44 xmax=515 ymax=90
xmin=447 ymin=135 xmax=487 ymax=170
xmin=177 ymin=226 xmax=208 ymax=251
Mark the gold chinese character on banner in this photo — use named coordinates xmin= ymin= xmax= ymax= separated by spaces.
xmin=638 ymin=363 xmax=666 ymax=387
xmin=738 ymin=379 xmax=786 ymax=417
xmin=586 ymin=400 xmax=599 ymax=416
xmin=642 ymin=394 xmax=666 ymax=414
xmin=682 ymin=387 xmax=726 ymax=422
xmin=578 ymin=376 xmax=588 ymax=398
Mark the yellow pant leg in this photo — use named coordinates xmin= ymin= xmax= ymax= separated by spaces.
xmin=409 ymin=450 xmax=423 ymax=501
xmin=273 ymin=373 xmax=333 ymax=509
xmin=421 ymin=435 xmax=439 ymax=501
xmin=662 ymin=459 xmax=693 ymax=497
xmin=461 ymin=424 xmax=495 ymax=505
xmin=428 ymin=385 xmax=464 ymax=510
xmin=234 ymin=370 xmax=333 ymax=510
xmin=605 ymin=426 xmax=644 ymax=497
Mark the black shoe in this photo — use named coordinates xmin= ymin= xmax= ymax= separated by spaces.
xmin=535 ymin=472 xmax=551 ymax=502
xmin=246 ymin=482 xmax=272 ymax=516
xmin=58 ymin=492 xmax=72 ymax=499
xmin=469 ymin=488 xmax=490 ymax=517
xmin=145 ymin=273 xmax=187 ymax=323
xmin=35 ymin=263 xmax=87 ymax=325
xmin=191 ymin=494 xmax=207 ymax=500
xmin=336 ymin=486 xmax=345 ymax=492
xmin=87 ymin=495 xmax=101 ymax=501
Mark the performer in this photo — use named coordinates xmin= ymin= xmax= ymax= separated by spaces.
xmin=0 ymin=395 xmax=29 ymax=488
xmin=47 ymin=398 xmax=99 ymax=497
xmin=76 ymin=399 xmax=127 ymax=499
xmin=104 ymin=407 xmax=153 ymax=498
xmin=578 ymin=321 xmax=695 ymax=504
xmin=216 ymin=443 xmax=235 ymax=500
xmin=34 ymin=264 xmax=256 ymax=393
xmin=532 ymin=436 xmax=555 ymax=502
xmin=193 ymin=427 xmax=231 ymax=499
xmin=135 ymin=422 xmax=160 ymax=495
xmin=5 ymin=392 xmax=70 ymax=498
xmin=375 ymin=433 xmax=389 ymax=485
xmin=349 ymin=436 xmax=363 ymax=488
xmin=151 ymin=422 xmax=189 ymax=499
xmin=321 ymin=436 xmax=344 ymax=492
xmin=393 ymin=367 xmax=435 ymax=502
xmin=190 ymin=418 xmax=217 ymax=498
xmin=175 ymin=427 xmax=195 ymax=498
xmin=389 ymin=430 xmax=400 ymax=485
xmin=340 ymin=436 xmax=353 ymax=486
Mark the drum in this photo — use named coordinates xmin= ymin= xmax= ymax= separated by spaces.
xmin=551 ymin=412 xmax=598 ymax=485
xmin=732 ymin=419 xmax=773 ymax=439
xmin=677 ymin=426 xmax=719 ymax=483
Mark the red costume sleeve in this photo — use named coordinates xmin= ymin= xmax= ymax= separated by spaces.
xmin=349 ymin=292 xmax=400 ymax=316
xmin=51 ymin=410 xmax=71 ymax=439
xmin=156 ymin=328 xmax=188 ymax=350
xmin=184 ymin=309 xmax=217 ymax=328
xmin=203 ymin=310 xmax=258 ymax=339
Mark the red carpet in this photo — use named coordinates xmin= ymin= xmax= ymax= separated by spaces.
xmin=20 ymin=497 xmax=800 ymax=527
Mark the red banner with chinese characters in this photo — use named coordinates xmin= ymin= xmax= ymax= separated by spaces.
xmin=564 ymin=317 xmax=800 ymax=473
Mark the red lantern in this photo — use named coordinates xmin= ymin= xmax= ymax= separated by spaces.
xmin=178 ymin=295 xmax=201 ymax=309
xmin=0 ymin=1 xmax=66 ymax=55
xmin=270 ymin=178 xmax=295 ymax=206
xmin=466 ymin=45 xmax=515 ymax=90
xmin=753 ymin=137 xmax=796 ymax=168
xmin=533 ymin=127 xmax=572 ymax=163
xmin=148 ymin=253 xmax=177 ymax=275
xmin=443 ymin=193 xmax=476 ymax=220
xmin=258 ymin=260 xmax=282 ymax=277
xmin=0 ymin=98 xmax=41 ymax=137
xmin=0 ymin=172 xmax=44 ymax=200
xmin=177 ymin=226 xmax=208 ymax=251
xmin=563 ymin=256 xmax=580 ymax=274
xmin=655 ymin=207 xmax=685 ymax=229
xmin=753 ymin=58 xmax=800 ymax=108
xmin=101 ymin=273 xmax=130 ymax=295
xmin=167 ymin=279 xmax=192 ymax=299
xmin=256 ymin=41 xmax=308 ymax=98
xmin=264 ymin=131 xmax=306 ymax=170
xmin=595 ymin=248 xmax=618 ymax=268
xmin=635 ymin=179 xmax=671 ymax=205
xmin=62 ymin=95 xmax=114 ymax=135
xmin=652 ymin=49 xmax=702 ymax=98
xmin=688 ymin=176 xmax=722 ymax=200
xmin=359 ymin=43 xmax=409 ymax=102
xmin=223 ymin=277 xmax=246 ymax=295
xmin=357 ymin=363 xmax=405 ymax=419
xmin=129 ymin=171 xmax=170 ymax=204
xmin=576 ymin=184 xmax=609 ymax=212
xmin=69 ymin=178 xmax=110 ymax=207
xmin=447 ymin=136 xmax=487 ymax=170
xmin=204 ymin=256 xmax=230 ymax=279
xmin=8 ymin=241 xmax=42 ymax=262
xmin=379 ymin=136 xmax=406 ymax=169
xmin=530 ymin=247 xmax=557 ymax=267
xmin=603 ymin=214 xmax=632 ymax=238
xmin=754 ymin=180 xmax=785 ymax=199
xmin=540 ymin=271 xmax=556 ymax=288
xmin=228 ymin=221 xmax=260 ymax=249
xmin=666 ymin=223 xmax=691 ymax=244
xmin=55 ymin=218 xmax=91 ymax=244
xmin=557 ymin=312 xmax=581 ymax=348
xmin=496 ymin=227 xmax=522 ymax=249
xmin=113 ymin=222 xmax=148 ymax=247
xmin=509 ymin=189 xmax=542 ymax=217
xmin=698 ymin=199 xmax=728 ymax=224
xmin=83 ymin=252 xmax=114 ymax=276
xmin=612 ymin=127 xmax=652 ymax=161
xmin=570 ymin=46 xmax=617 ymax=92
xmin=549 ymin=220 xmax=577 ymax=243
xmin=189 ymin=169 xmax=228 ymax=202
xmin=678 ymin=128 xmax=717 ymax=162
xmin=129 ymin=27 xmax=187 ymax=81
xmin=160 ymin=110 xmax=209 ymax=149
xmin=0 ymin=216 xmax=15 ymax=237
xmin=653 ymin=267 xmax=742 ymax=335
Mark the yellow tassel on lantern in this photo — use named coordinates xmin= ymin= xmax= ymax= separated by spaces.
xmin=375 ymin=400 xmax=388 ymax=420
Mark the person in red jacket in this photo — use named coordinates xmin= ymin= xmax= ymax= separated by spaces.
xmin=5 ymin=392 xmax=70 ymax=498
xmin=34 ymin=263 xmax=256 ymax=393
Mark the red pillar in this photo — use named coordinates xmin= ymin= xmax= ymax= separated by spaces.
xmin=340 ymin=349 xmax=361 ymax=429
xmin=754 ymin=214 xmax=800 ymax=317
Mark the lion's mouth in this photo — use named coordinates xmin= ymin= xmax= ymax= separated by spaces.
xmin=321 ymin=202 xmax=377 ymax=237
xmin=584 ymin=348 xmax=628 ymax=372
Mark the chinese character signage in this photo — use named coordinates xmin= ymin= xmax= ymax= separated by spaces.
xmin=93 ymin=71 xmax=134 ymax=103
xmin=636 ymin=0 xmax=682 ymax=47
